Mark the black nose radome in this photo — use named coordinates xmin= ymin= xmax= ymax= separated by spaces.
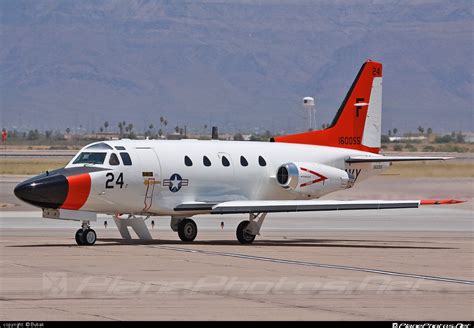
xmin=14 ymin=174 xmax=68 ymax=209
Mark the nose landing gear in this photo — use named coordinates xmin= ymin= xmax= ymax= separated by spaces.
xmin=75 ymin=221 xmax=96 ymax=246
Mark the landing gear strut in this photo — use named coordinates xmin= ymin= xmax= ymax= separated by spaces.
xmin=177 ymin=218 xmax=198 ymax=242
xmin=75 ymin=221 xmax=96 ymax=246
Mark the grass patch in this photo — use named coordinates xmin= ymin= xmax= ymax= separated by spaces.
xmin=386 ymin=161 xmax=474 ymax=178
xmin=0 ymin=158 xmax=69 ymax=175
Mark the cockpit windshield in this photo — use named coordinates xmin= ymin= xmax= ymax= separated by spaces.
xmin=85 ymin=142 xmax=113 ymax=150
xmin=73 ymin=152 xmax=107 ymax=165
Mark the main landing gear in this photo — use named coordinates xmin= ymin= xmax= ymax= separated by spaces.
xmin=236 ymin=213 xmax=267 ymax=245
xmin=170 ymin=213 xmax=267 ymax=244
xmin=75 ymin=221 xmax=97 ymax=246
xmin=171 ymin=217 xmax=198 ymax=242
xmin=236 ymin=221 xmax=256 ymax=244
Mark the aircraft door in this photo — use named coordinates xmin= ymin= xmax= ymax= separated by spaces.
xmin=134 ymin=148 xmax=161 ymax=212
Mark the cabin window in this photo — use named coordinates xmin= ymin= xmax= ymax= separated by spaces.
xmin=109 ymin=153 xmax=120 ymax=166
xmin=258 ymin=156 xmax=267 ymax=167
xmin=222 ymin=156 xmax=230 ymax=167
xmin=120 ymin=152 xmax=132 ymax=166
xmin=240 ymin=156 xmax=248 ymax=167
xmin=185 ymin=156 xmax=193 ymax=166
xmin=73 ymin=152 xmax=107 ymax=165
xmin=203 ymin=156 xmax=211 ymax=167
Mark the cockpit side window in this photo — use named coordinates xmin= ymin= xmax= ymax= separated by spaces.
xmin=73 ymin=152 xmax=107 ymax=165
xmin=109 ymin=153 xmax=120 ymax=166
xmin=120 ymin=152 xmax=132 ymax=166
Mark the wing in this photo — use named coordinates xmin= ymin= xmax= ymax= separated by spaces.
xmin=209 ymin=199 xmax=423 ymax=214
xmin=346 ymin=156 xmax=453 ymax=163
xmin=175 ymin=199 xmax=463 ymax=214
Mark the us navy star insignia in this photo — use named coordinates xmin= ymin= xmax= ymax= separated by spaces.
xmin=163 ymin=173 xmax=189 ymax=192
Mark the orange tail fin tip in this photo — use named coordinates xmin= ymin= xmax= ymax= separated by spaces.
xmin=272 ymin=59 xmax=383 ymax=154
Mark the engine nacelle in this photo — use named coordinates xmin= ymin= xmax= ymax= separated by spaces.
xmin=276 ymin=162 xmax=354 ymax=197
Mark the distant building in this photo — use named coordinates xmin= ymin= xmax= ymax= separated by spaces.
xmin=462 ymin=132 xmax=474 ymax=143
xmin=389 ymin=135 xmax=426 ymax=142
xmin=166 ymin=132 xmax=182 ymax=140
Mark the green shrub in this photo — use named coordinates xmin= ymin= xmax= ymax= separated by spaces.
xmin=404 ymin=143 xmax=417 ymax=152
xmin=422 ymin=145 xmax=435 ymax=152
xmin=393 ymin=144 xmax=403 ymax=151
xmin=434 ymin=135 xmax=454 ymax=143
xmin=436 ymin=144 xmax=468 ymax=153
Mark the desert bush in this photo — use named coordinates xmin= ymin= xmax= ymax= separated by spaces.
xmin=393 ymin=144 xmax=403 ymax=151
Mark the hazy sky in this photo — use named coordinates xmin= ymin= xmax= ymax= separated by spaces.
xmin=1 ymin=0 xmax=472 ymax=134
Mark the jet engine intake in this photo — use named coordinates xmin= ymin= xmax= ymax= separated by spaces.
xmin=276 ymin=162 xmax=354 ymax=197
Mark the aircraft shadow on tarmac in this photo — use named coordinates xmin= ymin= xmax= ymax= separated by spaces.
xmin=9 ymin=238 xmax=454 ymax=249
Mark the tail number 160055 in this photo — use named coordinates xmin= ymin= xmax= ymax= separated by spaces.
xmin=338 ymin=136 xmax=361 ymax=145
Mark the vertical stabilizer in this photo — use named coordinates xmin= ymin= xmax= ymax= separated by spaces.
xmin=272 ymin=60 xmax=383 ymax=154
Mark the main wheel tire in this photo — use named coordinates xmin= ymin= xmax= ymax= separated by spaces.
xmin=178 ymin=219 xmax=198 ymax=242
xmin=83 ymin=228 xmax=97 ymax=245
xmin=75 ymin=229 xmax=85 ymax=245
xmin=236 ymin=221 xmax=256 ymax=244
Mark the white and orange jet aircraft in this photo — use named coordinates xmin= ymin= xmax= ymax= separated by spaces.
xmin=14 ymin=60 xmax=461 ymax=246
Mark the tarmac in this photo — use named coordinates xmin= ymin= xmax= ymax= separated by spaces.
xmin=0 ymin=175 xmax=473 ymax=320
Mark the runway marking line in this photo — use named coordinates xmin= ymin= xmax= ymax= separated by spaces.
xmin=156 ymin=245 xmax=474 ymax=286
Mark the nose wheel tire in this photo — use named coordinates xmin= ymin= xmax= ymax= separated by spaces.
xmin=236 ymin=221 xmax=256 ymax=244
xmin=83 ymin=229 xmax=97 ymax=245
xmin=178 ymin=219 xmax=198 ymax=242
xmin=75 ymin=228 xmax=97 ymax=245
xmin=75 ymin=229 xmax=85 ymax=245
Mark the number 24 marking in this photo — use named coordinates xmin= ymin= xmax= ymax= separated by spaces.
xmin=105 ymin=173 xmax=124 ymax=189
xmin=372 ymin=67 xmax=381 ymax=76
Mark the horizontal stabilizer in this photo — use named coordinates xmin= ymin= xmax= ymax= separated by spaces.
xmin=346 ymin=156 xmax=453 ymax=163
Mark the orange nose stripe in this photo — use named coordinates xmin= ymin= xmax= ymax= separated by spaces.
xmin=62 ymin=174 xmax=91 ymax=210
